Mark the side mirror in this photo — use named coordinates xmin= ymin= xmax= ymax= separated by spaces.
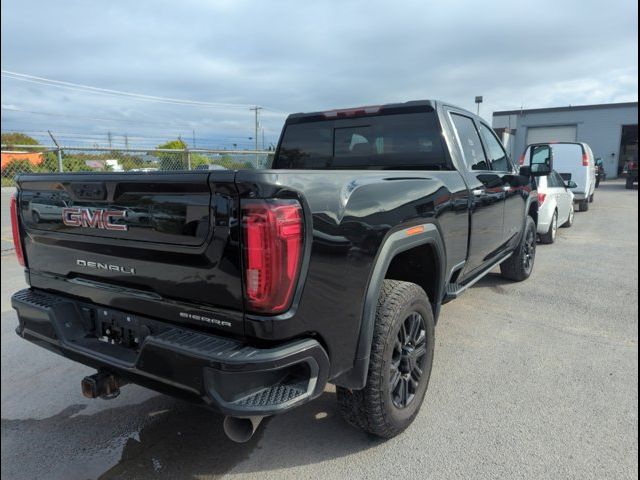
xmin=528 ymin=144 xmax=553 ymax=176
xmin=565 ymin=180 xmax=578 ymax=189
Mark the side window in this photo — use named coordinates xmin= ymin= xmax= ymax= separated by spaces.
xmin=554 ymin=172 xmax=566 ymax=188
xmin=479 ymin=123 xmax=512 ymax=172
xmin=450 ymin=113 xmax=489 ymax=171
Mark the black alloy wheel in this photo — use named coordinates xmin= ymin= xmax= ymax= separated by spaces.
xmin=522 ymin=225 xmax=536 ymax=274
xmin=390 ymin=312 xmax=427 ymax=409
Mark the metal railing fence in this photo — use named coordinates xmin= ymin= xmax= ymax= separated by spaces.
xmin=1 ymin=144 xmax=275 ymax=186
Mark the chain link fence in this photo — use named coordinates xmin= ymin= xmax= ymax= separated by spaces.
xmin=1 ymin=145 xmax=275 ymax=186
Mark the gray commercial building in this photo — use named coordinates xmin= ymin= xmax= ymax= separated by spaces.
xmin=493 ymin=102 xmax=638 ymax=178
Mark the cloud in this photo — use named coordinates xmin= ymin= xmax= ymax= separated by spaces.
xmin=1 ymin=0 xmax=637 ymax=148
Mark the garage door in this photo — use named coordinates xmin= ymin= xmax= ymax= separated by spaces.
xmin=526 ymin=125 xmax=577 ymax=144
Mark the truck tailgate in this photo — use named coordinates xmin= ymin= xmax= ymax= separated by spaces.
xmin=15 ymin=171 xmax=245 ymax=335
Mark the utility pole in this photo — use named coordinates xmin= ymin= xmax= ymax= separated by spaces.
xmin=107 ymin=131 xmax=113 ymax=149
xmin=250 ymin=106 xmax=263 ymax=167
xmin=250 ymin=106 xmax=263 ymax=150
xmin=124 ymin=134 xmax=129 ymax=149
xmin=262 ymin=128 xmax=265 ymax=150
xmin=192 ymin=129 xmax=196 ymax=149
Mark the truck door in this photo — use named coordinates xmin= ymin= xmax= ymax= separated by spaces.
xmin=448 ymin=111 xmax=506 ymax=277
xmin=476 ymin=121 xmax=525 ymax=247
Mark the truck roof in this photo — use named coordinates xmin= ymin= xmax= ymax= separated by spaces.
xmin=287 ymin=100 xmax=440 ymax=122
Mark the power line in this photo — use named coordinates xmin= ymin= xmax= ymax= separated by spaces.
xmin=0 ymin=127 xmax=270 ymax=150
xmin=1 ymin=106 xmax=280 ymax=133
xmin=1 ymin=70 xmax=286 ymax=113
xmin=1 ymin=105 xmax=195 ymax=128
xmin=0 ymin=128 xmax=264 ymax=142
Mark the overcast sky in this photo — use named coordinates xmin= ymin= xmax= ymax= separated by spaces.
xmin=1 ymin=0 xmax=638 ymax=149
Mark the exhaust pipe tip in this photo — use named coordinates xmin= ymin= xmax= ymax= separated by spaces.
xmin=223 ymin=416 xmax=264 ymax=443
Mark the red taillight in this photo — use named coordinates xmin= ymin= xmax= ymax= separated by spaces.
xmin=537 ymin=193 xmax=546 ymax=206
xmin=582 ymin=153 xmax=589 ymax=166
xmin=519 ymin=153 xmax=525 ymax=165
xmin=10 ymin=194 xmax=26 ymax=266
xmin=242 ymin=199 xmax=303 ymax=314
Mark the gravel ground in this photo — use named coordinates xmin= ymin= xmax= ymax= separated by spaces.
xmin=1 ymin=179 xmax=637 ymax=480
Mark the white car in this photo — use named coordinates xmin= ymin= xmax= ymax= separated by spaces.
xmin=522 ymin=142 xmax=596 ymax=212
xmin=27 ymin=196 xmax=69 ymax=223
xmin=536 ymin=170 xmax=576 ymax=244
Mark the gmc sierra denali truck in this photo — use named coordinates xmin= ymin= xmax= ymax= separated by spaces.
xmin=11 ymin=101 xmax=547 ymax=442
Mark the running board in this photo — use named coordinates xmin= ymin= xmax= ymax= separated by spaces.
xmin=443 ymin=252 xmax=513 ymax=303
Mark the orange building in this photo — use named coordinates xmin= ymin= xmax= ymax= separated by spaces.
xmin=1 ymin=151 xmax=44 ymax=169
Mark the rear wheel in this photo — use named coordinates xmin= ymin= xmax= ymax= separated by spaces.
xmin=500 ymin=216 xmax=536 ymax=281
xmin=336 ymin=280 xmax=434 ymax=438
xmin=626 ymin=177 xmax=634 ymax=189
xmin=589 ymin=192 xmax=594 ymax=203
xmin=539 ymin=210 xmax=557 ymax=244
xmin=561 ymin=204 xmax=574 ymax=228
xmin=578 ymin=199 xmax=589 ymax=212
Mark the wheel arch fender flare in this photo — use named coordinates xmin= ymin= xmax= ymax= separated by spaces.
xmin=523 ymin=193 xmax=539 ymax=233
xmin=333 ymin=222 xmax=446 ymax=389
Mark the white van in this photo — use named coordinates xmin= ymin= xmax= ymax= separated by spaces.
xmin=521 ymin=142 xmax=596 ymax=212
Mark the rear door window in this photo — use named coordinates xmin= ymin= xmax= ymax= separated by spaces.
xmin=450 ymin=113 xmax=489 ymax=171
xmin=479 ymin=123 xmax=512 ymax=172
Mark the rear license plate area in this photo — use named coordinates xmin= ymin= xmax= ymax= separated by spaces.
xmin=95 ymin=308 xmax=144 ymax=349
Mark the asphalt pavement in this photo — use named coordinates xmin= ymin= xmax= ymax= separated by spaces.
xmin=1 ymin=180 xmax=637 ymax=479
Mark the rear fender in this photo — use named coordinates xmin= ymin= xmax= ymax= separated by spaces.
xmin=333 ymin=223 xmax=445 ymax=389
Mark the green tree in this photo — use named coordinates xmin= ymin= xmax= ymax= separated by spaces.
xmin=155 ymin=139 xmax=187 ymax=170
xmin=189 ymin=153 xmax=211 ymax=169
xmin=1 ymin=132 xmax=40 ymax=148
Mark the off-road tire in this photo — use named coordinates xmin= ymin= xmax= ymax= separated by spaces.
xmin=336 ymin=280 xmax=434 ymax=438
xmin=500 ymin=216 xmax=536 ymax=281
xmin=539 ymin=210 xmax=557 ymax=244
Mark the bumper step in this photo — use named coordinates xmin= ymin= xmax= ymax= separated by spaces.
xmin=12 ymin=288 xmax=330 ymax=416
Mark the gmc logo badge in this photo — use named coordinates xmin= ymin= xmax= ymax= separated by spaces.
xmin=62 ymin=208 xmax=127 ymax=231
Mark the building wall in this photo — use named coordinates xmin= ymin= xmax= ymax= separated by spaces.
xmin=493 ymin=104 xmax=638 ymax=178
xmin=1 ymin=151 xmax=44 ymax=169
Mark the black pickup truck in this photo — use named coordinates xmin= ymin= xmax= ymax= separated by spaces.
xmin=11 ymin=101 xmax=546 ymax=442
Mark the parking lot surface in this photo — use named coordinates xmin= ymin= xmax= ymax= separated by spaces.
xmin=1 ymin=180 xmax=637 ymax=480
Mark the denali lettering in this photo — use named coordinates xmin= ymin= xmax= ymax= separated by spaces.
xmin=62 ymin=208 xmax=127 ymax=231
xmin=76 ymin=259 xmax=135 ymax=274
xmin=179 ymin=311 xmax=232 ymax=328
